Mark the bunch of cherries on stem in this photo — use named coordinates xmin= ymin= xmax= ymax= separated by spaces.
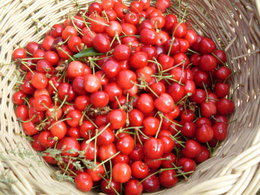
xmin=12 ymin=0 xmax=234 ymax=194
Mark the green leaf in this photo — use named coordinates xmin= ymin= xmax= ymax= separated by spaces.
xmin=73 ymin=47 xmax=103 ymax=58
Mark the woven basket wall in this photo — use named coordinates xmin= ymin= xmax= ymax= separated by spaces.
xmin=0 ymin=0 xmax=259 ymax=194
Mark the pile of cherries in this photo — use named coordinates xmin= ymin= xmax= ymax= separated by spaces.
xmin=12 ymin=0 xmax=235 ymax=194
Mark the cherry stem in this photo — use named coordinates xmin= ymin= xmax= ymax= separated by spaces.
xmin=155 ymin=113 xmax=163 ymax=138
xmin=58 ymin=47 xmax=75 ymax=61
xmin=202 ymin=82 xmax=209 ymax=102
xmin=98 ymin=174 xmax=120 ymax=195
xmin=160 ymin=113 xmax=183 ymax=127
xmin=135 ymin=127 xmax=149 ymax=138
xmin=211 ymin=52 xmax=226 ymax=66
xmin=48 ymin=117 xmax=72 ymax=129
xmin=18 ymin=115 xmax=36 ymax=123
xmin=114 ymin=96 xmax=122 ymax=109
xmin=102 ymin=11 xmax=110 ymax=22
xmin=135 ymin=128 xmax=143 ymax=146
xmin=22 ymin=97 xmax=31 ymax=108
xmin=49 ymin=80 xmax=58 ymax=92
xmin=188 ymin=49 xmax=199 ymax=54
xmin=57 ymin=95 xmax=68 ymax=111
xmin=162 ymin=59 xmax=186 ymax=73
xmin=95 ymin=151 xmax=120 ymax=171
xmin=21 ymin=61 xmax=35 ymax=75
xmin=83 ymin=15 xmax=110 ymax=26
xmin=86 ymin=123 xmax=111 ymax=144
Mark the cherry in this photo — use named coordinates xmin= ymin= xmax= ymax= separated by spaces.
xmin=140 ymin=28 xmax=157 ymax=45
xmin=129 ymin=109 xmax=144 ymax=126
xmin=80 ymin=120 xmax=95 ymax=139
xmin=159 ymin=136 xmax=175 ymax=154
xmin=101 ymin=179 xmax=120 ymax=195
xmin=50 ymin=24 xmax=64 ymax=38
xmin=129 ymin=143 xmax=144 ymax=161
xmin=213 ymin=122 xmax=228 ymax=141
xmin=122 ymin=23 xmax=137 ymax=35
xmin=113 ymin=44 xmax=131 ymax=61
xmin=31 ymin=73 xmax=48 ymax=89
xmin=108 ymin=109 xmax=127 ymax=129
xmin=34 ymin=95 xmax=52 ymax=111
xmin=130 ymin=51 xmax=149 ymax=69
xmin=67 ymin=61 xmax=85 ymax=79
xmin=131 ymin=160 xmax=149 ymax=179
xmin=143 ymin=117 xmax=160 ymax=136
xmin=67 ymin=127 xmax=80 ymax=138
xmin=97 ymin=125 xmax=115 ymax=146
xmin=201 ymin=101 xmax=217 ymax=118
xmin=50 ymin=121 xmax=67 ymax=139
xmin=216 ymin=98 xmax=234 ymax=115
xmin=42 ymin=36 xmax=55 ymax=51
xmin=177 ymin=158 xmax=196 ymax=173
xmin=172 ymin=22 xmax=187 ymax=38
xmin=112 ymin=154 xmax=129 ymax=165
xmin=213 ymin=50 xmax=227 ymax=64
xmin=154 ymin=93 xmax=175 ymax=113
xmin=93 ymin=33 xmax=110 ymax=53
xmin=136 ymin=93 xmax=154 ymax=114
xmin=13 ymin=91 xmax=26 ymax=105
xmin=106 ymin=21 xmax=122 ymax=37
xmin=185 ymin=30 xmax=197 ymax=45
xmin=38 ymin=131 xmax=55 ymax=148
xmin=112 ymin=163 xmax=131 ymax=183
xmin=199 ymin=37 xmax=216 ymax=54
xmin=58 ymin=83 xmax=75 ymax=102
xmin=156 ymin=0 xmax=171 ymax=11
xmin=144 ymin=138 xmax=164 ymax=159
xmin=56 ymin=137 xmax=80 ymax=157
xmin=31 ymin=134 xmax=46 ymax=151
xmin=200 ymin=54 xmax=217 ymax=71
xmin=182 ymin=140 xmax=202 ymax=158
xmin=15 ymin=105 xmax=28 ymax=121
xmin=125 ymin=180 xmax=143 ymax=195
xmin=44 ymin=51 xmax=59 ymax=66
xmin=159 ymin=170 xmax=178 ymax=188
xmin=117 ymin=135 xmax=135 ymax=155
xmin=181 ymin=121 xmax=196 ymax=137
xmin=216 ymin=66 xmax=231 ymax=81
xmin=196 ymin=124 xmax=214 ymax=143
xmin=81 ymin=141 xmax=97 ymax=160
xmin=26 ymin=42 xmax=40 ymax=54
xmin=161 ymin=153 xmax=176 ymax=168
xmin=102 ymin=59 xmax=120 ymax=78
xmin=215 ymin=82 xmax=229 ymax=98
xmin=87 ymin=162 xmax=104 ymax=182
xmin=75 ymin=172 xmax=93 ymax=192
xmin=142 ymin=174 xmax=160 ymax=192
xmin=20 ymin=80 xmax=35 ymax=95
xmin=98 ymin=143 xmax=117 ymax=161
xmin=195 ymin=145 xmax=210 ymax=163
xmin=117 ymin=70 xmax=137 ymax=89
xmin=90 ymin=91 xmax=109 ymax=108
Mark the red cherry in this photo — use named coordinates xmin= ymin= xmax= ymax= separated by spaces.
xmin=213 ymin=122 xmax=228 ymax=141
xmin=57 ymin=137 xmax=80 ymax=157
xmin=93 ymin=33 xmax=110 ymax=53
xmin=108 ymin=109 xmax=127 ymax=129
xmin=117 ymin=135 xmax=135 ymax=155
xmin=130 ymin=51 xmax=148 ymax=69
xmin=144 ymin=138 xmax=164 ymax=159
xmin=75 ymin=172 xmax=93 ymax=192
xmin=136 ymin=94 xmax=154 ymax=114
xmin=159 ymin=170 xmax=178 ymax=188
xmin=142 ymin=174 xmax=160 ymax=193
xmin=154 ymin=93 xmax=175 ymax=113
xmin=200 ymin=54 xmax=217 ymax=71
xmin=182 ymin=140 xmax=202 ymax=158
xmin=196 ymin=124 xmax=214 ymax=143
xmin=199 ymin=37 xmax=216 ymax=54
xmin=131 ymin=161 xmax=149 ymax=179
xmin=112 ymin=163 xmax=131 ymax=183
xmin=125 ymin=180 xmax=143 ymax=195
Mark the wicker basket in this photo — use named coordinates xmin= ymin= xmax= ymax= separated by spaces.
xmin=0 ymin=0 xmax=259 ymax=194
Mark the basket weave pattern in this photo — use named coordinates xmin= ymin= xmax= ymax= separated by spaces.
xmin=0 ymin=0 xmax=259 ymax=194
